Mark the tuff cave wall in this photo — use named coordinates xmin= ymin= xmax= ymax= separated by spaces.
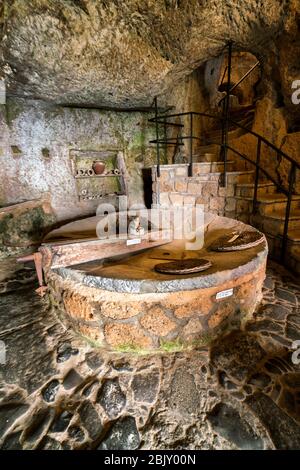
xmin=1 ymin=0 xmax=299 ymax=196
xmin=0 ymin=0 xmax=292 ymax=108
xmin=0 ymin=99 xmax=158 ymax=222
xmin=0 ymin=0 xmax=300 ymax=239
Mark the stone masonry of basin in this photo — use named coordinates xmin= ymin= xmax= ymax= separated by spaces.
xmin=47 ymin=262 xmax=266 ymax=353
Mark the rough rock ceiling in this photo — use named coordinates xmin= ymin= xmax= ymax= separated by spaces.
xmin=0 ymin=0 xmax=293 ymax=108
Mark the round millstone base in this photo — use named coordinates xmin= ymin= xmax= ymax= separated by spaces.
xmin=46 ymin=216 xmax=268 ymax=352
xmin=47 ymin=262 xmax=266 ymax=353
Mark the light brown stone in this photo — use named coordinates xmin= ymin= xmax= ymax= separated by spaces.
xmin=182 ymin=318 xmax=203 ymax=341
xmin=172 ymin=297 xmax=214 ymax=319
xmin=174 ymin=178 xmax=187 ymax=192
xmin=195 ymin=196 xmax=206 ymax=206
xmin=218 ymin=186 xmax=227 ymax=197
xmin=224 ymin=210 xmax=236 ymax=219
xmin=63 ymin=292 xmax=94 ymax=321
xmin=152 ymin=182 xmax=159 ymax=193
xmin=225 ymin=197 xmax=236 ymax=212
xmin=187 ymin=181 xmax=201 ymax=195
xmin=280 ymin=132 xmax=300 ymax=193
xmin=158 ymin=170 xmax=171 ymax=183
xmin=174 ymin=166 xmax=188 ymax=177
xmin=226 ymin=184 xmax=235 ymax=197
xmin=159 ymin=192 xmax=170 ymax=206
xmin=100 ymin=301 xmax=142 ymax=320
xmin=209 ymin=196 xmax=225 ymax=212
xmin=201 ymin=181 xmax=218 ymax=195
xmin=208 ymin=302 xmax=234 ymax=329
xmin=183 ymin=195 xmax=196 ymax=205
xmin=151 ymin=167 xmax=157 ymax=182
xmin=77 ymin=324 xmax=103 ymax=343
xmin=104 ymin=323 xmax=152 ymax=349
xmin=140 ymin=307 xmax=176 ymax=336
xmin=159 ymin=180 xmax=174 ymax=192
xmin=169 ymin=193 xmax=184 ymax=206
xmin=173 ymin=304 xmax=194 ymax=319
xmin=236 ymin=199 xmax=251 ymax=214
xmin=236 ymin=271 xmax=265 ymax=311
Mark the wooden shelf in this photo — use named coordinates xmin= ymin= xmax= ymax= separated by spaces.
xmin=70 ymin=149 xmax=128 ymax=201
xmin=75 ymin=174 xmax=123 ymax=179
xmin=79 ymin=192 xmax=126 ymax=200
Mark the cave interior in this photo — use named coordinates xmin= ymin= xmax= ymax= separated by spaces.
xmin=0 ymin=0 xmax=300 ymax=451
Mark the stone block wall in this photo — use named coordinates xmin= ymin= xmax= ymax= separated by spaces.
xmin=225 ymin=198 xmax=253 ymax=225
xmin=152 ymin=164 xmax=226 ymax=215
xmin=151 ymin=164 xmax=253 ymax=221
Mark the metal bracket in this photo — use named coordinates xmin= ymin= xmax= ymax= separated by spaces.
xmin=17 ymin=252 xmax=47 ymax=297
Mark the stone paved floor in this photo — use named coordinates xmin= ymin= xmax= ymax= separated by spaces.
xmin=0 ymin=256 xmax=299 ymax=450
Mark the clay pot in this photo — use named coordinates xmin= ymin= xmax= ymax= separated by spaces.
xmin=92 ymin=161 xmax=106 ymax=175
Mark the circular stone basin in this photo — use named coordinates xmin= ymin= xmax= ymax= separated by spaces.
xmin=46 ymin=214 xmax=268 ymax=352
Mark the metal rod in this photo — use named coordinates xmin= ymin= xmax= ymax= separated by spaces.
xmin=281 ymin=163 xmax=296 ymax=264
xmin=218 ymin=61 xmax=260 ymax=106
xmin=149 ymin=136 xmax=202 ymax=143
xmin=225 ymin=143 xmax=289 ymax=196
xmin=198 ymin=138 xmax=290 ymax=197
xmin=220 ymin=66 xmax=228 ymax=87
xmin=149 ymin=142 xmax=184 ymax=146
xmin=221 ymin=40 xmax=232 ymax=187
xmin=149 ymin=109 xmax=300 ymax=169
xmin=230 ymin=61 xmax=260 ymax=93
xmin=150 ymin=109 xmax=300 ymax=168
xmin=154 ymin=97 xmax=160 ymax=178
xmin=189 ymin=113 xmax=193 ymax=176
xmin=159 ymin=121 xmax=184 ymax=128
xmin=17 ymin=252 xmax=48 ymax=296
xmin=219 ymin=99 xmax=226 ymax=161
xmin=163 ymin=116 xmax=167 ymax=164
xmin=253 ymin=137 xmax=262 ymax=213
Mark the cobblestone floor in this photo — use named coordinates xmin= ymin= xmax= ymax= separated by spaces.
xmin=0 ymin=256 xmax=299 ymax=450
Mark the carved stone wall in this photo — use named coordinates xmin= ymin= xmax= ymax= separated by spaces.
xmin=0 ymin=99 xmax=157 ymax=221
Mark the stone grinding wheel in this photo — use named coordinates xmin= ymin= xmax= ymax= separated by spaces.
xmin=154 ymin=258 xmax=212 ymax=275
xmin=210 ymin=230 xmax=265 ymax=252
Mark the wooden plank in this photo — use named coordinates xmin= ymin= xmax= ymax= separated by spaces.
xmin=41 ymin=230 xmax=172 ymax=269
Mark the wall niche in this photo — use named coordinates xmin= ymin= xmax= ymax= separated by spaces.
xmin=70 ymin=149 xmax=128 ymax=202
